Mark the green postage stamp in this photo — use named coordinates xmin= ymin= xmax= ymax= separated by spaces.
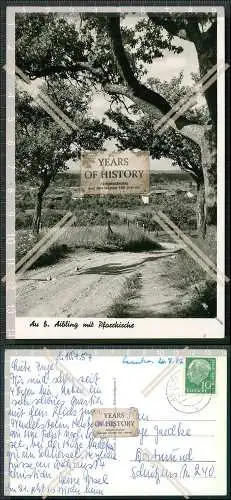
xmin=185 ymin=357 xmax=216 ymax=394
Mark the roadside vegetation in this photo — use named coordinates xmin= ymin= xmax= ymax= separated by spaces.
xmin=103 ymin=230 xmax=217 ymax=319
xmin=106 ymin=272 xmax=142 ymax=317
xmin=16 ymin=225 xmax=162 ymax=269
xmin=161 ymin=226 xmax=217 ymax=317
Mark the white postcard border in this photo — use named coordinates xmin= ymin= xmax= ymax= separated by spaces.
xmin=6 ymin=5 xmax=226 ymax=339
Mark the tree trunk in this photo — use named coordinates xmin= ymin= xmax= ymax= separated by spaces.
xmin=193 ymin=30 xmax=217 ymax=230
xmin=195 ymin=26 xmax=217 ymax=132
xmin=200 ymin=127 xmax=217 ymax=228
xmin=196 ymin=179 xmax=206 ymax=238
xmin=181 ymin=124 xmax=217 ymax=237
xmin=32 ymin=183 xmax=48 ymax=234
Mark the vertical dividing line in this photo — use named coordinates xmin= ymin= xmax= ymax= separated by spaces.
xmin=113 ymin=378 xmax=117 ymax=460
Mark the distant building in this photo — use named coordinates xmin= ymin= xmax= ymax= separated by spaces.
xmin=165 ymin=191 xmax=176 ymax=197
xmin=49 ymin=194 xmax=63 ymax=200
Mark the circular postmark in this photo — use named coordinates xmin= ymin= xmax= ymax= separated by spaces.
xmin=166 ymin=369 xmax=211 ymax=414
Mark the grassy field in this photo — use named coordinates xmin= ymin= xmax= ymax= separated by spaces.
xmin=16 ymin=224 xmax=163 ymax=267
xmin=15 ymin=170 xmax=217 ymax=318
xmin=16 ymin=169 xmax=197 ymax=262
xmin=15 ymin=170 xmax=202 ymax=264
xmin=16 ymin=170 xmax=197 ymax=230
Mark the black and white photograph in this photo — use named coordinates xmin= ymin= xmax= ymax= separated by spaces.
xmin=5 ymin=6 xmax=226 ymax=338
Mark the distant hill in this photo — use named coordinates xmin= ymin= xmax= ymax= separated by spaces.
xmin=152 ymin=170 xmax=188 ymax=175
xmin=63 ymin=169 xmax=189 ymax=176
xmin=52 ymin=170 xmax=193 ymax=190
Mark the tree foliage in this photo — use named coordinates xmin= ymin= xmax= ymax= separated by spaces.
xmin=147 ymin=12 xmax=217 ymax=126
xmin=106 ymin=73 xmax=206 ymax=183
xmin=16 ymin=75 xmax=112 ymax=232
xmin=16 ymin=76 xmax=112 ymax=184
xmin=16 ymin=13 xmax=183 ymax=82
xmin=15 ymin=10 xmax=218 ymax=235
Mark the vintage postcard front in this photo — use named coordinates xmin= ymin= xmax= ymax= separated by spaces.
xmin=4 ymin=348 xmax=227 ymax=496
xmin=5 ymin=5 xmax=226 ymax=338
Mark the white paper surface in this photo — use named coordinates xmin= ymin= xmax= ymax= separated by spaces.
xmin=5 ymin=348 xmax=227 ymax=496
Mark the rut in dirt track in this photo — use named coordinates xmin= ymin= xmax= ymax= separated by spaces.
xmin=16 ymin=245 xmax=183 ymax=317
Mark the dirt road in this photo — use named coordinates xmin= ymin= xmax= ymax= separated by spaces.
xmin=16 ymin=244 xmax=183 ymax=317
